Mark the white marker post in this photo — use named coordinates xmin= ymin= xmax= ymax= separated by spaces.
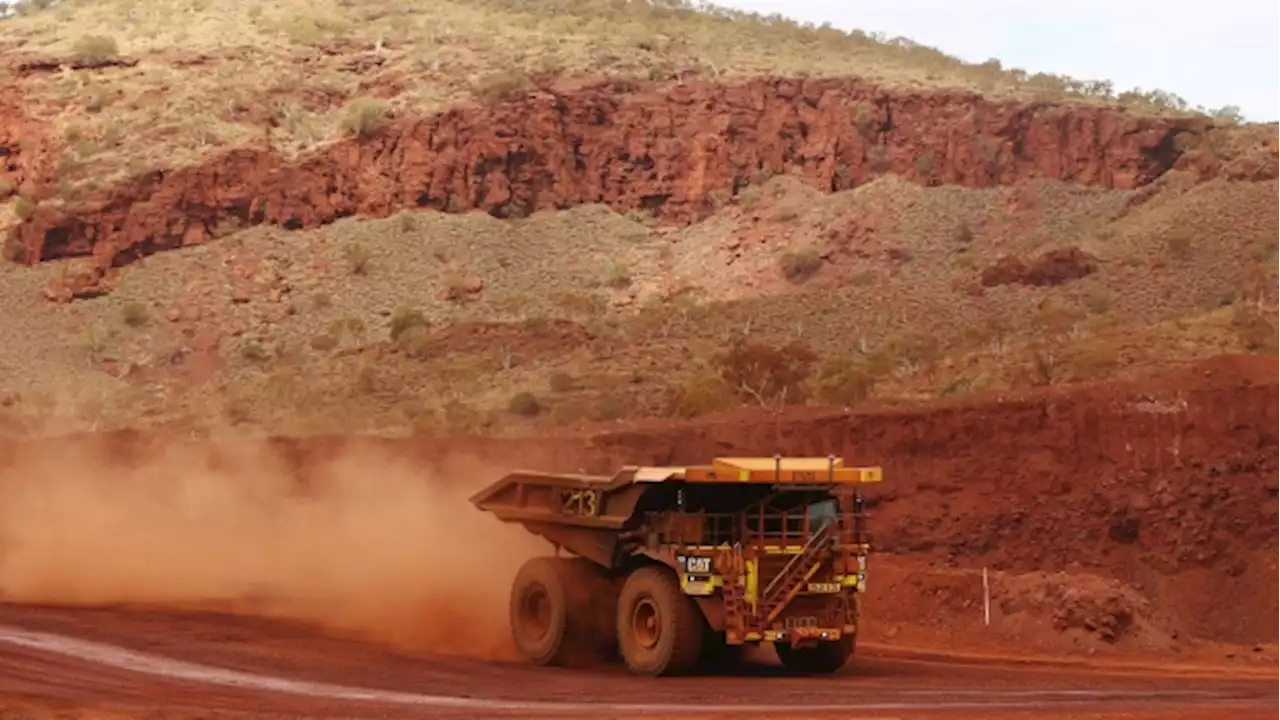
xmin=982 ymin=567 xmax=991 ymax=627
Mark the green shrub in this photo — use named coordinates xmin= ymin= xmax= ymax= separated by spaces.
xmin=508 ymin=391 xmax=542 ymax=417
xmin=340 ymin=98 xmax=388 ymax=138
xmin=120 ymin=302 xmax=148 ymax=328
xmin=779 ymin=249 xmax=823 ymax=284
xmin=548 ymin=372 xmax=574 ymax=393
xmin=664 ymin=374 xmax=736 ymax=419
xmin=389 ymin=309 xmax=428 ymax=341
xmin=70 ymin=35 xmax=119 ymax=65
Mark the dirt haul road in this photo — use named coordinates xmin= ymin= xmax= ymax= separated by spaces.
xmin=0 ymin=604 xmax=1274 ymax=720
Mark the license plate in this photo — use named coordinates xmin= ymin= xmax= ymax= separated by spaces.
xmin=806 ymin=582 xmax=840 ymax=594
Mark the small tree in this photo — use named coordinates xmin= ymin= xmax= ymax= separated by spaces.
xmin=1231 ymin=304 xmax=1278 ymax=353
xmin=664 ymin=374 xmax=736 ymax=419
xmin=712 ymin=339 xmax=818 ymax=406
xmin=1034 ymin=302 xmax=1086 ymax=342
xmin=1237 ymin=263 xmax=1273 ymax=305
xmin=967 ymin=316 xmax=1012 ymax=355
xmin=1029 ymin=344 xmax=1060 ymax=386
xmin=882 ymin=331 xmax=941 ymax=378
xmin=816 ymin=359 xmax=876 ymax=406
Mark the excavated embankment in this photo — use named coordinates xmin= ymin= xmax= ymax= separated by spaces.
xmin=1 ymin=76 xmax=1252 ymax=274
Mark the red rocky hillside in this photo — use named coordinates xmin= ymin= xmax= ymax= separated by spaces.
xmin=3 ymin=77 xmax=1275 ymax=280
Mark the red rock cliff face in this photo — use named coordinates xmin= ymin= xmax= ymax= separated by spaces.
xmin=3 ymin=76 xmax=1222 ymax=269
xmin=0 ymin=98 xmax=47 ymax=202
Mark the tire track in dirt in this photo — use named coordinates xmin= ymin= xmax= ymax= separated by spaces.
xmin=0 ymin=624 xmax=1271 ymax=718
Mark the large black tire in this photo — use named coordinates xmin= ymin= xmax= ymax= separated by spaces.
xmin=774 ymin=634 xmax=855 ymax=675
xmin=698 ymin=630 xmax=746 ymax=675
xmin=509 ymin=556 xmax=617 ymax=667
xmin=616 ymin=565 xmax=704 ymax=677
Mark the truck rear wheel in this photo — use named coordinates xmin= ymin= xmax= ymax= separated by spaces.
xmin=509 ymin=556 xmax=615 ymax=667
xmin=616 ymin=565 xmax=703 ymax=677
xmin=774 ymin=635 xmax=855 ymax=675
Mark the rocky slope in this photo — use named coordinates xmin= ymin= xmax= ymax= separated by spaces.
xmin=4 ymin=77 xmax=1271 ymax=286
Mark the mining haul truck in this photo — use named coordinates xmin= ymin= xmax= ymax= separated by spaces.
xmin=469 ymin=455 xmax=881 ymax=677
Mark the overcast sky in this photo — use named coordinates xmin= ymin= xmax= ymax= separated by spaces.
xmin=718 ymin=0 xmax=1279 ymax=122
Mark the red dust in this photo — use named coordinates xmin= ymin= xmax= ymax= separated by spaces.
xmin=0 ymin=433 xmax=548 ymax=661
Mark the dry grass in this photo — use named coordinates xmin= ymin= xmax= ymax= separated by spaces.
xmin=0 ymin=0 xmax=1227 ymax=198
xmin=0 ymin=165 xmax=1273 ymax=434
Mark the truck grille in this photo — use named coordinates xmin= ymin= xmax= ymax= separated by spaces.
xmin=772 ymin=595 xmax=845 ymax=629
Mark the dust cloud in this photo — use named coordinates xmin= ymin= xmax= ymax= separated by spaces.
xmin=0 ymin=433 xmax=549 ymax=660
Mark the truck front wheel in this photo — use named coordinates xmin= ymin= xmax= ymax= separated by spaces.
xmin=616 ymin=565 xmax=704 ymax=676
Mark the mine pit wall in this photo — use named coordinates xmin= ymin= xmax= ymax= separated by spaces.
xmin=7 ymin=76 xmax=1211 ymax=268
xmin=2 ymin=356 xmax=1273 ymax=645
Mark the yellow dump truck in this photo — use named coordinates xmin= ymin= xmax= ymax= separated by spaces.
xmin=469 ymin=455 xmax=881 ymax=677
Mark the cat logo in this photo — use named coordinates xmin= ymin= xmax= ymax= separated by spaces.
xmin=683 ymin=556 xmax=712 ymax=574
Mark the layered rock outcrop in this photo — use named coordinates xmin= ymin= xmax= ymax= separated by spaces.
xmin=1 ymin=76 xmax=1266 ymax=275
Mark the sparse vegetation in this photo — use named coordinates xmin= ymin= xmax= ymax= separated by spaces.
xmin=1029 ymin=344 xmax=1061 ymax=387
xmin=344 ymin=244 xmax=372 ymax=275
xmin=340 ymin=98 xmax=389 ymax=139
xmin=1231 ymin=304 xmax=1278 ymax=353
xmin=13 ymin=197 xmax=36 ymax=222
xmin=120 ymin=302 xmax=148 ymax=328
xmin=713 ymin=340 xmax=817 ymax=406
xmin=310 ymin=333 xmax=339 ymax=351
xmin=507 ymin=391 xmax=542 ymax=417
xmin=240 ymin=339 xmax=269 ymax=362
xmin=0 ymin=0 xmax=1272 ymax=438
xmin=389 ymin=309 xmax=429 ymax=341
xmin=548 ymin=372 xmax=574 ymax=393
xmin=607 ymin=263 xmax=633 ymax=290
xmin=1166 ymin=234 xmax=1192 ymax=260
xmin=779 ymin=249 xmax=824 ymax=284
xmin=594 ymin=395 xmax=624 ymax=421
xmin=69 ymin=34 xmax=118 ymax=65
xmin=816 ymin=360 xmax=877 ymax=406
xmin=473 ymin=71 xmax=532 ymax=104
xmin=665 ymin=374 xmax=737 ymax=419
xmin=0 ymin=165 xmax=1267 ymax=433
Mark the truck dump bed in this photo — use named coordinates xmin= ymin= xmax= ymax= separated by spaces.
xmin=469 ymin=457 xmax=882 ymax=568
